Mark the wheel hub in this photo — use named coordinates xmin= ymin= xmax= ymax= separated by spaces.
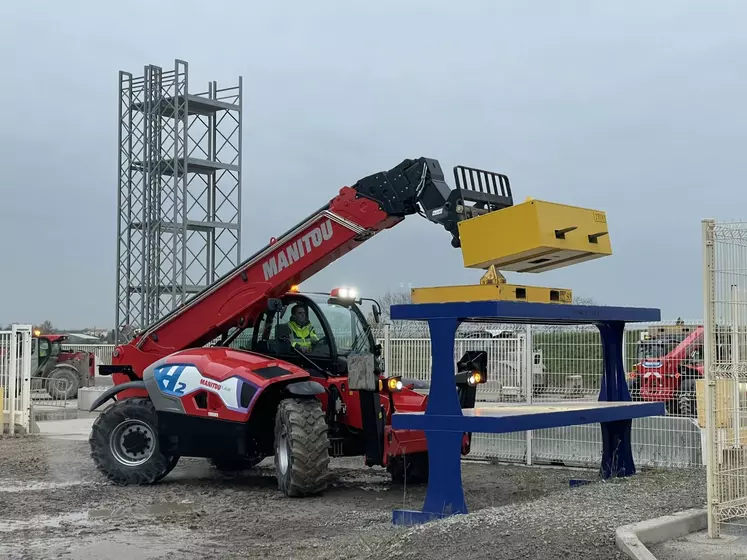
xmin=277 ymin=427 xmax=289 ymax=475
xmin=110 ymin=420 xmax=155 ymax=466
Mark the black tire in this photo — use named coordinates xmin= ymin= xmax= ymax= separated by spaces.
xmin=628 ymin=379 xmax=641 ymax=401
xmin=388 ymin=451 xmax=429 ymax=484
xmin=678 ymin=379 xmax=697 ymax=417
xmin=154 ymin=456 xmax=181 ymax=482
xmin=47 ymin=368 xmax=80 ymax=400
xmin=89 ymin=398 xmax=172 ymax=485
xmin=208 ymin=455 xmax=263 ymax=472
xmin=274 ymin=398 xmax=329 ymax=497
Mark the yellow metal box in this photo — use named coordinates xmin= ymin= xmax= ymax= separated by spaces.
xmin=457 ymin=199 xmax=612 ymax=272
xmin=411 ymin=283 xmax=572 ymax=305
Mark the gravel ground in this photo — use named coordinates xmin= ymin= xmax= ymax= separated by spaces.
xmin=0 ymin=435 xmax=705 ymax=559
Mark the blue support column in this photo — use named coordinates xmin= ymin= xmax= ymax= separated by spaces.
xmin=388 ymin=301 xmax=663 ymax=526
xmin=393 ymin=317 xmax=467 ymax=526
xmin=597 ymin=320 xmax=635 ymax=478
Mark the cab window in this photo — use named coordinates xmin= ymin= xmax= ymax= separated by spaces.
xmin=316 ymin=300 xmax=372 ymax=355
xmin=38 ymin=339 xmax=50 ymax=360
xmin=253 ymin=302 xmax=330 ymax=359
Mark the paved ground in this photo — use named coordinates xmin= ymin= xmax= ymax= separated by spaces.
xmin=649 ymin=524 xmax=747 ymax=560
xmin=0 ymin=422 xmax=708 ymax=560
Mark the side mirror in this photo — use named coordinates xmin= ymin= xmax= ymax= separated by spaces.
xmin=372 ymin=306 xmax=381 ymax=324
xmin=374 ymin=343 xmax=382 ymax=356
xmin=335 ymin=356 xmax=348 ymax=375
xmin=267 ymin=298 xmax=284 ymax=312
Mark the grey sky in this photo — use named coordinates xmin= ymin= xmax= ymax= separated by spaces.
xmin=2 ymin=0 xmax=746 ymax=328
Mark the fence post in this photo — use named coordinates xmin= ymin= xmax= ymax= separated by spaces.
xmin=20 ymin=326 xmax=31 ymax=431
xmin=524 ymin=323 xmax=533 ymax=466
xmin=8 ymin=325 xmax=18 ymax=436
xmin=384 ymin=322 xmax=392 ymax=377
xmin=731 ymin=284 xmax=742 ymax=448
xmin=702 ymin=219 xmax=719 ymax=538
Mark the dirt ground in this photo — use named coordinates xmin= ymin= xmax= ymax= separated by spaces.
xmin=0 ymin=435 xmax=706 ymax=560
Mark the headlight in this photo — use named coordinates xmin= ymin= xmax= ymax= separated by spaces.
xmin=468 ymin=372 xmax=484 ymax=386
xmin=379 ymin=375 xmax=404 ymax=392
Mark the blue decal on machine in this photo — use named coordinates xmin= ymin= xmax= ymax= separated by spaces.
xmin=151 ymin=363 xmax=256 ymax=413
xmin=154 ymin=364 xmax=189 ymax=397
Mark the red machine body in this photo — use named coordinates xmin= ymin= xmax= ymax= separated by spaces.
xmin=91 ymin=157 xmax=506 ymax=490
xmin=629 ymin=326 xmax=704 ymax=414
xmin=111 ymin=186 xmax=396 ymax=396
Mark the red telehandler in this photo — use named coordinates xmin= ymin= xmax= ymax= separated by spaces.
xmin=89 ymin=158 xmax=513 ymax=496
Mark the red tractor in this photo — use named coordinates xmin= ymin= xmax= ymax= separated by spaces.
xmin=87 ymin=158 xmax=511 ymax=495
xmin=32 ymin=334 xmax=96 ymax=400
xmin=627 ymin=326 xmax=704 ymax=416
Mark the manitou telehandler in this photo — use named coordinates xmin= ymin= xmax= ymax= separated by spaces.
xmin=87 ymin=158 xmax=515 ymax=496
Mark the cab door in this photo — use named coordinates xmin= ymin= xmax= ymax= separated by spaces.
xmin=33 ymin=338 xmax=52 ymax=376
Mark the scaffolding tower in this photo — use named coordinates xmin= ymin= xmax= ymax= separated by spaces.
xmin=115 ymin=59 xmax=242 ymax=343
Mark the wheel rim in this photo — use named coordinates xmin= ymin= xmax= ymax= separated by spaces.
xmin=51 ymin=377 xmax=70 ymax=394
xmin=277 ymin=426 xmax=289 ymax=475
xmin=109 ymin=419 xmax=155 ymax=466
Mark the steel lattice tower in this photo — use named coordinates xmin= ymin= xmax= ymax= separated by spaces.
xmin=115 ymin=59 xmax=242 ymax=343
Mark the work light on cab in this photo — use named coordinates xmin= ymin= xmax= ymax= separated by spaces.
xmin=330 ymin=286 xmax=359 ymax=301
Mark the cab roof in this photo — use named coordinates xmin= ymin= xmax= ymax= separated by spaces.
xmin=35 ymin=334 xmax=67 ymax=342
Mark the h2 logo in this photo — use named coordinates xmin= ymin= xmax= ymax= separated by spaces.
xmin=154 ymin=365 xmax=188 ymax=396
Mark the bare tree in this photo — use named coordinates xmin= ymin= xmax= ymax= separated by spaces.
xmin=368 ymin=290 xmax=428 ymax=338
xmin=36 ymin=320 xmax=55 ymax=334
xmin=573 ymin=295 xmax=598 ymax=306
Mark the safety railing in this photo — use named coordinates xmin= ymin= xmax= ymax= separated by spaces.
xmin=62 ymin=318 xmax=706 ymax=468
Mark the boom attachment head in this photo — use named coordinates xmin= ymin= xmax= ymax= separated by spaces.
xmin=353 ymin=158 xmax=515 ymax=249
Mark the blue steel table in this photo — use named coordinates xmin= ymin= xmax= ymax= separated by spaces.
xmin=389 ymin=300 xmax=666 ymax=526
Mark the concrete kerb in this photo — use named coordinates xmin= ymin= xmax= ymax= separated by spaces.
xmin=616 ymin=508 xmax=707 ymax=560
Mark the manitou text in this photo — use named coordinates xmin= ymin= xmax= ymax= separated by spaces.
xmin=262 ymin=219 xmax=334 ymax=281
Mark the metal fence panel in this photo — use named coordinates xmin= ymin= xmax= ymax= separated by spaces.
xmin=59 ymin=319 xmax=710 ymax=470
xmin=378 ymin=320 xmax=707 ymax=470
xmin=1 ymin=324 xmax=33 ymax=434
xmin=703 ymin=219 xmax=747 ymax=537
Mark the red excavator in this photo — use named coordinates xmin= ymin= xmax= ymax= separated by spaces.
xmin=88 ymin=158 xmax=512 ymax=495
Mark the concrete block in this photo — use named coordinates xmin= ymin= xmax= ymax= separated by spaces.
xmin=616 ymin=508 xmax=707 ymax=560
xmin=77 ymin=386 xmax=112 ymax=411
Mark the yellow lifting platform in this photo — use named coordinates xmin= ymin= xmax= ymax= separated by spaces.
xmin=411 ymin=195 xmax=612 ymax=305
xmin=411 ymin=265 xmax=573 ymax=305
xmin=457 ymin=198 xmax=612 ymax=273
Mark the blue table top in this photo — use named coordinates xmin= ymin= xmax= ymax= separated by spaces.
xmin=391 ymin=400 xmax=666 ymax=433
xmin=390 ymin=300 xmax=661 ymax=324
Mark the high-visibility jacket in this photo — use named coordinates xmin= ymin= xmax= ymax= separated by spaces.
xmin=287 ymin=320 xmax=319 ymax=349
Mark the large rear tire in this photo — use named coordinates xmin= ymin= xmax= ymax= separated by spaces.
xmin=274 ymin=397 xmax=329 ymax=497
xmin=47 ymin=368 xmax=80 ymax=400
xmin=89 ymin=398 xmax=173 ymax=485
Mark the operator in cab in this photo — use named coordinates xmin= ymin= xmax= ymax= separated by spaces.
xmin=287 ymin=304 xmax=319 ymax=353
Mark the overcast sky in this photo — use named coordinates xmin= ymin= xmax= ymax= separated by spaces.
xmin=2 ymin=0 xmax=746 ymax=329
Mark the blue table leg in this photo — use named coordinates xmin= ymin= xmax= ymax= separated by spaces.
xmin=597 ymin=321 xmax=635 ymax=478
xmin=393 ymin=317 xmax=467 ymax=526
